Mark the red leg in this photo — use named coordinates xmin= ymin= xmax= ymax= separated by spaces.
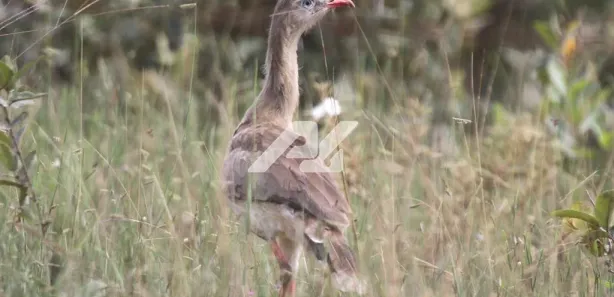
xmin=271 ymin=240 xmax=288 ymax=266
xmin=279 ymin=278 xmax=296 ymax=297
xmin=271 ymin=240 xmax=296 ymax=297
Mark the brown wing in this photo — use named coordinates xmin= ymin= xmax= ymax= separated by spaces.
xmin=222 ymin=124 xmax=351 ymax=229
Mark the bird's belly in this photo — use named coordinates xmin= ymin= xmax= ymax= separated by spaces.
xmin=229 ymin=200 xmax=306 ymax=243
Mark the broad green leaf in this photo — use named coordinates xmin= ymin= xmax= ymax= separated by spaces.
xmin=0 ymin=56 xmax=15 ymax=69
xmin=0 ymin=142 xmax=14 ymax=171
xmin=0 ymin=131 xmax=14 ymax=171
xmin=546 ymin=58 xmax=567 ymax=97
xmin=533 ymin=21 xmax=559 ymax=49
xmin=0 ymin=61 xmax=14 ymax=90
xmin=562 ymin=202 xmax=591 ymax=232
xmin=0 ymin=190 xmax=7 ymax=204
xmin=595 ymin=190 xmax=614 ymax=228
xmin=0 ymin=129 xmax=11 ymax=148
xmin=552 ymin=209 xmax=601 ymax=228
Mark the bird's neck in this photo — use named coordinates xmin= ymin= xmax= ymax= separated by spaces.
xmin=253 ymin=17 xmax=301 ymax=127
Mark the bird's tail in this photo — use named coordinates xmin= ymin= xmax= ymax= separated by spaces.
xmin=326 ymin=231 xmax=366 ymax=295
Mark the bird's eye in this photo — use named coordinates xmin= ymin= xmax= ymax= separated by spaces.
xmin=300 ymin=0 xmax=315 ymax=9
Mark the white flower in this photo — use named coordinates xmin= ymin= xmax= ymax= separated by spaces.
xmin=310 ymin=97 xmax=342 ymax=121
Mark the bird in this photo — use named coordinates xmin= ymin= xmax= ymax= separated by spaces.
xmin=221 ymin=0 xmax=363 ymax=296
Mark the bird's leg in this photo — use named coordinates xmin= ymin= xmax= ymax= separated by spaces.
xmin=271 ymin=239 xmax=297 ymax=297
xmin=279 ymin=275 xmax=296 ymax=297
xmin=271 ymin=239 xmax=292 ymax=270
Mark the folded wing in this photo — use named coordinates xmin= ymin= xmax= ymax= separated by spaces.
xmin=223 ymin=124 xmax=352 ymax=229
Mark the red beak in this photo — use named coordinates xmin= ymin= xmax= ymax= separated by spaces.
xmin=327 ymin=0 xmax=355 ymax=8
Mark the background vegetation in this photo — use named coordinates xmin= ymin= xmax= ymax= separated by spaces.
xmin=3 ymin=0 xmax=614 ymax=296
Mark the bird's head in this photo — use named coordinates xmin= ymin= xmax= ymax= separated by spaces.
xmin=272 ymin=0 xmax=355 ymax=38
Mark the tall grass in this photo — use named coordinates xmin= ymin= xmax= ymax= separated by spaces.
xmin=1 ymin=5 xmax=614 ymax=297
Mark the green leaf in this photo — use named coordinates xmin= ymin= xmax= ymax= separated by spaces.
xmin=552 ymin=209 xmax=601 ymax=228
xmin=9 ymin=90 xmax=46 ymax=106
xmin=14 ymin=203 xmax=33 ymax=221
xmin=533 ymin=21 xmax=559 ymax=49
xmin=580 ymin=229 xmax=611 ymax=257
xmin=573 ymin=147 xmax=595 ymax=159
xmin=589 ymin=239 xmax=605 ymax=256
xmin=601 ymin=279 xmax=614 ymax=289
xmin=570 ymin=105 xmax=583 ymax=126
xmin=10 ymin=98 xmax=42 ymax=109
xmin=599 ymin=132 xmax=614 ymax=149
xmin=11 ymin=126 xmax=25 ymax=147
xmin=0 ymin=129 xmax=11 ymax=147
xmin=0 ymin=179 xmax=25 ymax=189
xmin=23 ymin=150 xmax=36 ymax=171
xmin=568 ymin=79 xmax=590 ymax=103
xmin=491 ymin=103 xmax=507 ymax=125
xmin=17 ymin=185 xmax=27 ymax=207
xmin=584 ymin=228 xmax=611 ymax=242
xmin=0 ymin=61 xmax=15 ymax=90
xmin=0 ymin=130 xmax=15 ymax=171
xmin=10 ymin=56 xmax=42 ymax=86
xmin=593 ymin=88 xmax=612 ymax=107
xmin=17 ymin=150 xmax=36 ymax=183
xmin=9 ymin=91 xmax=47 ymax=105
xmin=0 ymin=142 xmax=15 ymax=171
xmin=10 ymin=111 xmax=28 ymax=128
xmin=595 ymin=190 xmax=614 ymax=228
xmin=561 ymin=201 xmax=592 ymax=231
xmin=546 ymin=58 xmax=567 ymax=97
